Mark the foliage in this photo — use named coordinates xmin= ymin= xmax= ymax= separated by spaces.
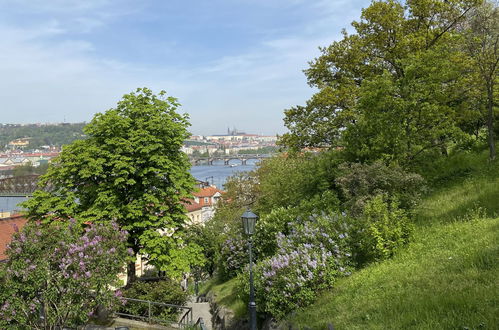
xmin=13 ymin=162 xmax=49 ymax=177
xmin=221 ymin=171 xmax=260 ymax=209
xmin=284 ymin=148 xmax=499 ymax=329
xmin=253 ymin=207 xmax=298 ymax=260
xmin=279 ymin=0 xmax=484 ymax=165
xmin=253 ymin=151 xmax=342 ymax=216
xmin=218 ymin=233 xmax=249 ymax=280
xmin=0 ymin=123 xmax=86 ymax=150
xmin=0 ymin=220 xmax=129 ymax=329
xmin=462 ymin=0 xmax=499 ymax=160
xmin=253 ymin=190 xmax=340 ymax=259
xmin=336 ymin=161 xmax=425 ymax=215
xmin=350 ymin=195 xmax=412 ymax=266
xmin=238 ymin=217 xmax=352 ymax=320
xmin=183 ymin=225 xmax=218 ymax=277
xmin=120 ymin=279 xmax=188 ymax=321
xmin=234 ymin=146 xmax=278 ymax=155
xmin=21 ymin=88 xmax=196 ymax=275
xmin=286 ymin=216 xmax=499 ymax=329
xmin=159 ymin=241 xmax=207 ymax=280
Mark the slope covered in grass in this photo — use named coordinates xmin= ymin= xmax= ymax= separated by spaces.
xmin=286 ymin=151 xmax=499 ymax=329
xmin=286 ymin=217 xmax=498 ymax=329
xmin=200 ymin=277 xmax=246 ymax=319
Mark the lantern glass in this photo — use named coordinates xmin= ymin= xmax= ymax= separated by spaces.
xmin=241 ymin=210 xmax=258 ymax=235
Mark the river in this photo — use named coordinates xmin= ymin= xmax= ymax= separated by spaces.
xmin=190 ymin=160 xmax=257 ymax=188
xmin=0 ymin=161 xmax=257 ymax=213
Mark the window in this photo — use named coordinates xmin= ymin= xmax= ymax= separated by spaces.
xmin=204 ymin=197 xmax=209 ymax=203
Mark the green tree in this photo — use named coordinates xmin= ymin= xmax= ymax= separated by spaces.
xmin=463 ymin=1 xmax=499 ymax=160
xmin=253 ymin=152 xmax=341 ymax=215
xmin=22 ymin=88 xmax=196 ymax=280
xmin=280 ymin=0 xmax=481 ymax=165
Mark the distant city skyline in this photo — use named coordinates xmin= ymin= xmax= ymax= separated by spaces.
xmin=0 ymin=122 xmax=277 ymax=137
xmin=0 ymin=0 xmax=371 ymax=135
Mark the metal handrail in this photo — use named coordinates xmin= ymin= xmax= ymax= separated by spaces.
xmin=115 ymin=297 xmax=192 ymax=327
xmin=195 ymin=317 xmax=208 ymax=330
xmin=178 ymin=308 xmax=193 ymax=325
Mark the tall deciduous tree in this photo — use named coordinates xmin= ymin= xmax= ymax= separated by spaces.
xmin=280 ymin=0 xmax=481 ymax=165
xmin=463 ymin=0 xmax=499 ymax=160
xmin=22 ymin=88 xmax=196 ymax=280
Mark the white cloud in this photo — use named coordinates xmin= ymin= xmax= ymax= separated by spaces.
xmin=0 ymin=0 xmax=371 ymax=135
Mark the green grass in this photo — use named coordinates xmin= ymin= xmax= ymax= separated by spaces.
xmin=286 ymin=152 xmax=499 ymax=329
xmin=286 ymin=218 xmax=499 ymax=329
xmin=417 ymin=150 xmax=499 ymax=224
xmin=200 ymin=277 xmax=246 ymax=319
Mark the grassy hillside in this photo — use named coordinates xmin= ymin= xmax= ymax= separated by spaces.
xmin=286 ymin=218 xmax=498 ymax=329
xmin=286 ymin=151 xmax=499 ymax=329
xmin=200 ymin=277 xmax=246 ymax=319
xmin=0 ymin=123 xmax=86 ymax=149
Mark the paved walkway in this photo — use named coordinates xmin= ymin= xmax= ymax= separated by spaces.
xmin=185 ymin=296 xmax=212 ymax=329
xmin=86 ymin=317 xmax=174 ymax=329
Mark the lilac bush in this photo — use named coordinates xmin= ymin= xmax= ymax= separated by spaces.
xmin=0 ymin=220 xmax=130 ymax=329
xmin=239 ymin=215 xmax=353 ymax=319
xmin=219 ymin=233 xmax=249 ymax=279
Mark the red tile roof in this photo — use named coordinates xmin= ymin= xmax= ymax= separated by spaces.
xmin=184 ymin=200 xmax=203 ymax=212
xmin=193 ymin=186 xmax=223 ymax=198
xmin=0 ymin=214 xmax=28 ymax=261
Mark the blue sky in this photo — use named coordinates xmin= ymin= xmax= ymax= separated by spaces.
xmin=0 ymin=0 xmax=370 ymax=135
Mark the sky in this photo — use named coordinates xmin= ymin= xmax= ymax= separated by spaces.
xmin=0 ymin=0 xmax=371 ymax=135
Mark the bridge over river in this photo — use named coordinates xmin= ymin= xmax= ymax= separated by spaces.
xmin=0 ymin=174 xmax=40 ymax=197
xmin=190 ymin=153 xmax=271 ymax=165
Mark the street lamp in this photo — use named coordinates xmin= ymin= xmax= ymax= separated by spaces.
xmin=241 ymin=209 xmax=258 ymax=330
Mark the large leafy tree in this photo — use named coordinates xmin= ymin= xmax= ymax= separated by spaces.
xmin=463 ymin=0 xmax=499 ymax=160
xmin=280 ymin=0 xmax=482 ymax=165
xmin=22 ymin=88 xmax=196 ymax=279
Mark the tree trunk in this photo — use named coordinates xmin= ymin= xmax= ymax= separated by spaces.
xmin=486 ymin=81 xmax=496 ymax=161
xmin=126 ymin=260 xmax=137 ymax=286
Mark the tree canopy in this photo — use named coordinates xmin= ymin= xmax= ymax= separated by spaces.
xmin=22 ymin=88 xmax=196 ymax=276
xmin=280 ymin=0 xmax=497 ymax=164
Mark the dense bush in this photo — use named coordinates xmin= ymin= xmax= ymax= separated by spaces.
xmin=0 ymin=220 xmax=129 ymax=328
xmin=254 ymin=151 xmax=343 ymax=216
xmin=349 ymin=195 xmax=412 ymax=266
xmin=238 ymin=216 xmax=352 ymax=319
xmin=183 ymin=225 xmax=217 ymax=277
xmin=120 ymin=279 xmax=188 ymax=321
xmin=253 ymin=207 xmax=298 ymax=260
xmin=218 ymin=233 xmax=249 ymax=280
xmin=336 ymin=161 xmax=425 ymax=215
xmin=254 ymin=190 xmax=340 ymax=259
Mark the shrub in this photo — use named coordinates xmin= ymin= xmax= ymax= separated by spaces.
xmin=239 ymin=217 xmax=352 ymax=319
xmin=253 ymin=207 xmax=298 ymax=260
xmin=184 ymin=225 xmax=217 ymax=277
xmin=218 ymin=233 xmax=249 ymax=280
xmin=254 ymin=151 xmax=343 ymax=216
xmin=349 ymin=195 xmax=412 ymax=266
xmin=120 ymin=279 xmax=188 ymax=321
xmin=254 ymin=190 xmax=340 ymax=259
xmin=336 ymin=161 xmax=425 ymax=215
xmin=0 ymin=220 xmax=129 ymax=329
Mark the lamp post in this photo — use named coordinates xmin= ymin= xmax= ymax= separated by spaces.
xmin=241 ymin=209 xmax=258 ymax=330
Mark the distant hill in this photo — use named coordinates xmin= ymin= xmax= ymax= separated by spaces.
xmin=0 ymin=123 xmax=86 ymax=150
